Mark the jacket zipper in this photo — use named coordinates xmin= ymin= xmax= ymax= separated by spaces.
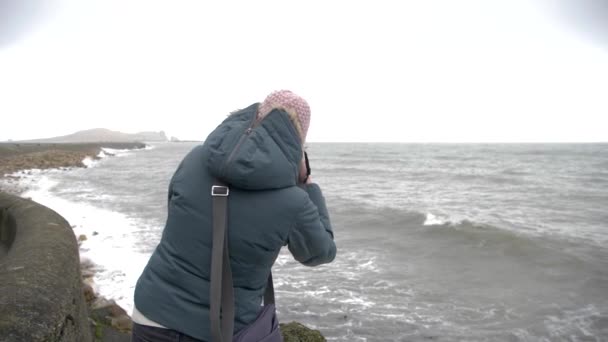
xmin=221 ymin=112 xmax=260 ymax=175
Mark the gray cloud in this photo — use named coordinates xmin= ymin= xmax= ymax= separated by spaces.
xmin=549 ymin=0 xmax=608 ymax=49
xmin=0 ymin=0 xmax=54 ymax=48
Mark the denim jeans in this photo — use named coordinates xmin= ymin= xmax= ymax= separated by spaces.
xmin=131 ymin=323 xmax=205 ymax=342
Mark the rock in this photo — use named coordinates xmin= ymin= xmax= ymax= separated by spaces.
xmin=92 ymin=298 xmax=123 ymax=314
xmin=89 ymin=298 xmax=133 ymax=341
xmin=280 ymin=322 xmax=326 ymax=342
xmin=81 ymin=258 xmax=97 ymax=279
xmin=0 ymin=142 xmax=146 ymax=179
xmin=0 ymin=192 xmax=92 ymax=342
xmin=90 ymin=319 xmax=131 ymax=342
xmin=83 ymin=283 xmax=96 ymax=304
xmin=81 ymin=257 xmax=95 ymax=268
xmin=82 ymin=269 xmax=96 ymax=279
xmin=93 ymin=231 xmax=99 ymax=236
xmin=111 ymin=315 xmax=133 ymax=332
xmin=90 ymin=299 xmax=131 ymax=328
xmin=79 ymin=234 xmax=88 ymax=241
xmin=89 ymin=298 xmax=133 ymax=342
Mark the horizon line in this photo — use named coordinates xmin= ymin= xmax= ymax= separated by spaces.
xmin=181 ymin=140 xmax=608 ymax=144
xmin=2 ymin=140 xmax=607 ymax=144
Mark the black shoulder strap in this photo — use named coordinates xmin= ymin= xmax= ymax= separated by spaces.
xmin=210 ymin=180 xmax=233 ymax=342
xmin=209 ymin=179 xmax=275 ymax=342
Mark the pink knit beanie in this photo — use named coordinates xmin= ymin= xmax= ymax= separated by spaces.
xmin=257 ymin=90 xmax=311 ymax=142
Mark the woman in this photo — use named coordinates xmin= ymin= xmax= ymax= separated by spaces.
xmin=131 ymin=90 xmax=337 ymax=341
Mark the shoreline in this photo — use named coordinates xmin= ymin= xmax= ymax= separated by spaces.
xmin=0 ymin=142 xmax=145 ymax=340
xmin=0 ymin=142 xmax=147 ymax=195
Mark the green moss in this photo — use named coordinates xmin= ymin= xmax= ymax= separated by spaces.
xmin=95 ymin=324 xmax=103 ymax=340
xmin=280 ymin=322 xmax=326 ymax=342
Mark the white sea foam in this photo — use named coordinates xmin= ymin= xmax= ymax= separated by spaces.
xmin=85 ymin=145 xmax=145 ymax=168
xmin=337 ymin=296 xmax=375 ymax=308
xmin=423 ymin=212 xmax=446 ymax=226
xmin=357 ymin=258 xmax=377 ymax=272
xmin=544 ymin=304 xmax=603 ymax=339
xmin=101 ymin=147 xmax=134 ymax=157
xmin=96 ymin=150 xmax=109 ymax=159
xmin=10 ymin=168 xmax=44 ymax=177
xmin=20 ymin=174 xmax=149 ymax=313
xmin=9 ymin=169 xmax=60 ymax=190
xmin=82 ymin=156 xmax=97 ymax=168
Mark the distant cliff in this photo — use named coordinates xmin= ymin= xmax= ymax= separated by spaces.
xmin=23 ymin=129 xmax=168 ymax=143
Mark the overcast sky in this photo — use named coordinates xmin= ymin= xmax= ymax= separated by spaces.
xmin=1 ymin=0 xmax=607 ymax=142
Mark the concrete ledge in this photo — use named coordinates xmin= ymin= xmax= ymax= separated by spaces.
xmin=0 ymin=192 xmax=91 ymax=342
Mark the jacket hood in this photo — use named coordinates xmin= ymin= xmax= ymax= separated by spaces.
xmin=205 ymin=103 xmax=303 ymax=190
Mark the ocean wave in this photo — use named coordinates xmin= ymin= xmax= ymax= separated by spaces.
xmin=82 ymin=156 xmax=98 ymax=168
xmin=316 ymin=165 xmax=404 ymax=175
xmin=418 ymin=215 xmax=544 ymax=252
xmin=423 ymin=212 xmax=447 ymax=225
xmin=82 ymin=145 xmax=148 ymax=168
xmin=331 ymin=201 xmax=591 ymax=262
xmin=100 ymin=147 xmax=135 ymax=157
xmin=5 ymin=169 xmax=61 ymax=190
xmin=544 ymin=305 xmax=607 ymax=340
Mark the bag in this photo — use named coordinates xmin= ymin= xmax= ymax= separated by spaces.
xmin=233 ymin=303 xmax=280 ymax=342
xmin=209 ymin=181 xmax=283 ymax=342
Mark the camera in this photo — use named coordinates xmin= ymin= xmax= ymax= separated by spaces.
xmin=304 ymin=152 xmax=311 ymax=177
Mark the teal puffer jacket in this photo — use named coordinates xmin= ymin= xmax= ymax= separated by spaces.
xmin=134 ymin=103 xmax=336 ymax=341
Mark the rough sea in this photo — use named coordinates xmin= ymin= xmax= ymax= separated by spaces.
xmin=5 ymin=142 xmax=608 ymax=341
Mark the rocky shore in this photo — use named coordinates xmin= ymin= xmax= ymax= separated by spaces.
xmin=1 ymin=141 xmax=145 ymax=174
xmin=0 ymin=142 xmax=327 ymax=341
xmin=0 ymin=141 xmax=148 ymax=206
xmin=0 ymin=142 xmax=146 ymax=341
xmin=0 ymin=142 xmax=146 ymax=195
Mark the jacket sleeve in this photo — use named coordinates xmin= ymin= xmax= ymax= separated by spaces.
xmin=287 ymin=183 xmax=337 ymax=266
